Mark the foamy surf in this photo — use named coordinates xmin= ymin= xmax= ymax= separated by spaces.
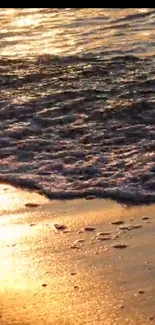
xmin=0 ymin=53 xmax=155 ymax=203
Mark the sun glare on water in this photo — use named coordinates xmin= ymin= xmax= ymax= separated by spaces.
xmin=12 ymin=16 xmax=36 ymax=27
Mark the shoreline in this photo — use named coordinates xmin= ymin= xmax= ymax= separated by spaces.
xmin=0 ymin=184 xmax=155 ymax=324
xmin=1 ymin=180 xmax=155 ymax=206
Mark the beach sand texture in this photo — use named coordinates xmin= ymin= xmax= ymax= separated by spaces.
xmin=0 ymin=184 xmax=155 ymax=324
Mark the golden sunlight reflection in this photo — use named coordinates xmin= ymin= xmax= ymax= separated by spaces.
xmin=0 ymin=184 xmax=47 ymax=213
xmin=0 ymin=224 xmax=27 ymax=241
xmin=0 ymin=191 xmax=154 ymax=324
xmin=1 ymin=8 xmax=155 ymax=58
xmin=12 ymin=16 xmax=37 ymax=27
xmin=3 ymin=8 xmax=15 ymax=15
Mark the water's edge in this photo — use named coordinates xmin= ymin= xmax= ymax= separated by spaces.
xmin=1 ymin=9 xmax=155 ymax=205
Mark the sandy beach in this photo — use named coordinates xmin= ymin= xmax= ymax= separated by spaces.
xmin=0 ymin=184 xmax=154 ymax=325
xmin=1 ymin=7 xmax=155 ymax=325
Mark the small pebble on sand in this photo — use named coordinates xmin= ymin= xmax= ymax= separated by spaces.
xmin=54 ymin=224 xmax=67 ymax=231
xmin=71 ymin=272 xmax=76 ymax=275
xmin=74 ymin=285 xmax=79 ymax=289
xmin=142 ymin=216 xmax=149 ymax=220
xmin=138 ymin=290 xmax=145 ymax=294
xmin=112 ymin=235 xmax=120 ymax=239
xmin=112 ymin=244 xmax=128 ymax=249
xmin=96 ymin=232 xmax=111 ymax=236
xmin=97 ymin=236 xmax=111 ymax=241
xmin=111 ymin=220 xmax=124 ymax=225
xmin=70 ymin=245 xmax=80 ymax=250
xmin=132 ymin=224 xmax=142 ymax=229
xmin=119 ymin=225 xmax=132 ymax=231
xmin=74 ymin=239 xmax=84 ymax=245
xmin=119 ymin=224 xmax=142 ymax=230
xmin=78 ymin=230 xmax=84 ymax=234
xmin=25 ymin=203 xmax=40 ymax=208
xmin=30 ymin=223 xmax=36 ymax=227
xmin=149 ymin=316 xmax=154 ymax=320
xmin=84 ymin=226 xmax=96 ymax=232
xmin=7 ymin=244 xmax=16 ymax=247
xmin=42 ymin=283 xmax=47 ymax=287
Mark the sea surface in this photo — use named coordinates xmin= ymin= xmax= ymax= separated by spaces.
xmin=1 ymin=8 xmax=155 ymax=203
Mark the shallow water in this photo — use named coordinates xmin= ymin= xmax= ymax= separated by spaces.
xmin=1 ymin=8 xmax=155 ymax=203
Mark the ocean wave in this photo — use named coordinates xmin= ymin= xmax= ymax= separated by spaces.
xmin=0 ymin=53 xmax=155 ymax=204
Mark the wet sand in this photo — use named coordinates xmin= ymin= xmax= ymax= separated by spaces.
xmin=0 ymin=184 xmax=155 ymax=325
